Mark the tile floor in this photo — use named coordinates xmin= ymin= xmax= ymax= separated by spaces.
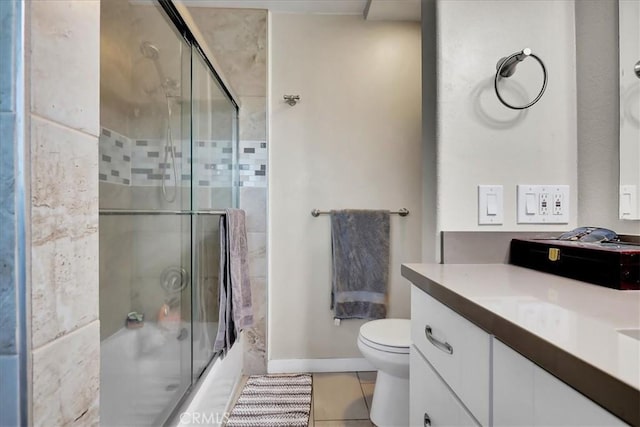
xmin=229 ymin=371 xmax=377 ymax=427
xmin=310 ymin=372 xmax=376 ymax=427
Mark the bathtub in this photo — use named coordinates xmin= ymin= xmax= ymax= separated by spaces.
xmin=100 ymin=321 xmax=236 ymax=426
xmin=100 ymin=322 xmax=190 ymax=426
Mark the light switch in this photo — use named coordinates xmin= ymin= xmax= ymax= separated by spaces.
xmin=487 ymin=194 xmax=498 ymax=215
xmin=621 ymin=193 xmax=632 ymax=215
xmin=525 ymin=193 xmax=537 ymax=215
xmin=620 ymin=185 xmax=638 ymax=218
xmin=478 ymin=185 xmax=503 ymax=225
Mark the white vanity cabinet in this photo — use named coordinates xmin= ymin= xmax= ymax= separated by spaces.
xmin=410 ymin=286 xmax=489 ymax=426
xmin=410 ymin=285 xmax=629 ymax=427
xmin=493 ymin=339 xmax=627 ymax=427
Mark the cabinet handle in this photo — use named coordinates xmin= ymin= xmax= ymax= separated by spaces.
xmin=424 ymin=412 xmax=432 ymax=426
xmin=425 ymin=325 xmax=454 ymax=355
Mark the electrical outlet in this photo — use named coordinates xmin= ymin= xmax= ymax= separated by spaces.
xmin=517 ymin=185 xmax=570 ymax=224
xmin=553 ymin=193 xmax=564 ymax=215
xmin=539 ymin=193 xmax=549 ymax=215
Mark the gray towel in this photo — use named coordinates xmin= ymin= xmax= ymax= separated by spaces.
xmin=330 ymin=209 xmax=390 ymax=320
xmin=214 ymin=209 xmax=253 ymax=354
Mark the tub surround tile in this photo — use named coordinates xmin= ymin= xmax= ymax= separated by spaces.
xmin=239 ymin=97 xmax=267 ymax=140
xmin=30 ymin=0 xmax=100 ymax=136
xmin=247 ymin=232 xmax=266 ymax=280
xmin=30 ymin=117 xmax=99 ymax=349
xmin=99 ymin=181 xmax=132 ymax=210
xmin=99 ymin=0 xmax=133 ymax=135
xmin=189 ymin=9 xmax=267 ymax=97
xmin=32 ymin=321 xmax=100 ymax=427
xmin=31 ymin=233 xmax=99 ymax=349
xmin=31 ymin=117 xmax=98 ymax=247
xmin=243 ymin=324 xmax=266 ymax=375
xmin=243 ymin=273 xmax=266 ymax=374
xmin=312 ymin=373 xmax=370 ymax=421
xmin=239 ymin=187 xmax=266 ymax=233
xmin=249 ymin=276 xmax=267 ymax=323
xmin=239 ymin=140 xmax=267 ymax=188
xmin=99 ymin=217 xmax=133 ymax=340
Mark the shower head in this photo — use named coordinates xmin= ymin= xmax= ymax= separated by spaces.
xmin=140 ymin=41 xmax=160 ymax=60
xmin=139 ymin=41 xmax=180 ymax=97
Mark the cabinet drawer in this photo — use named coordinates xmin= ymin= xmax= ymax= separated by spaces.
xmin=411 ymin=286 xmax=490 ymax=426
xmin=410 ymin=346 xmax=479 ymax=427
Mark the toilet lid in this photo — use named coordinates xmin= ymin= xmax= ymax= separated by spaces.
xmin=359 ymin=319 xmax=411 ymax=350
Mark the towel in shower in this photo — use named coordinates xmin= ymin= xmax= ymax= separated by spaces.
xmin=330 ymin=210 xmax=390 ymax=320
xmin=214 ymin=209 xmax=253 ymax=354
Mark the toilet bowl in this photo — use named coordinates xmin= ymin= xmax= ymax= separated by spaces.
xmin=357 ymin=318 xmax=410 ymax=427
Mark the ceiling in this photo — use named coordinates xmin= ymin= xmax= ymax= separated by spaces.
xmin=180 ymin=0 xmax=421 ymax=21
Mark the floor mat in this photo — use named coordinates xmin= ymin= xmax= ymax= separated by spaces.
xmin=226 ymin=374 xmax=312 ymax=427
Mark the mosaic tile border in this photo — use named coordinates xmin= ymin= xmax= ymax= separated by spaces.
xmin=99 ymin=127 xmax=256 ymax=188
xmin=239 ymin=140 xmax=267 ymax=188
xmin=99 ymin=128 xmax=131 ymax=185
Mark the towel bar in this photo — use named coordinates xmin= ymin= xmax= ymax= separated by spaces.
xmin=311 ymin=208 xmax=409 ymax=217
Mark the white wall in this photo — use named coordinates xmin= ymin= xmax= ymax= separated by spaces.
xmin=437 ymin=0 xmax=578 ymax=231
xmin=268 ymin=14 xmax=422 ymax=361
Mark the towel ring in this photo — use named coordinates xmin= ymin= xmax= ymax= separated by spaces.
xmin=494 ymin=48 xmax=548 ymax=110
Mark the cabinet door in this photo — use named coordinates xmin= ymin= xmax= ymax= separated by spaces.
xmin=410 ymin=347 xmax=479 ymax=427
xmin=493 ymin=339 xmax=628 ymax=427
xmin=493 ymin=339 xmax=535 ymax=426
xmin=533 ymin=364 xmax=628 ymax=427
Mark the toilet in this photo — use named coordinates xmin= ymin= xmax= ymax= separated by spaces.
xmin=357 ymin=318 xmax=411 ymax=427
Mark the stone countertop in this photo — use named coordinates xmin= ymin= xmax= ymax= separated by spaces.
xmin=401 ymin=263 xmax=640 ymax=426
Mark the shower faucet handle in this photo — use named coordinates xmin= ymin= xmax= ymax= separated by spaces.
xmin=177 ymin=328 xmax=189 ymax=341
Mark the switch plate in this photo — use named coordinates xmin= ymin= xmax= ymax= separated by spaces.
xmin=478 ymin=185 xmax=503 ymax=225
xmin=620 ymin=185 xmax=638 ymax=219
xmin=517 ymin=185 xmax=570 ymax=224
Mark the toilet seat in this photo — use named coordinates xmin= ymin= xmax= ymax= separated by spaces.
xmin=358 ymin=319 xmax=410 ymax=354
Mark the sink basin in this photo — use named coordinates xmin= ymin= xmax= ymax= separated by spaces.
xmin=617 ymin=329 xmax=640 ymax=341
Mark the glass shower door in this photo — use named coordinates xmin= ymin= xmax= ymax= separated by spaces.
xmin=191 ymin=49 xmax=238 ymax=379
xmin=99 ymin=2 xmax=193 ymax=425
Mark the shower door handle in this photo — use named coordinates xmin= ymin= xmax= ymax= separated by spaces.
xmin=177 ymin=328 xmax=189 ymax=341
xmin=635 ymin=60 xmax=640 ymax=79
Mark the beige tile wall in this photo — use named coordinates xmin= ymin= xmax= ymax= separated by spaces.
xmin=27 ymin=0 xmax=100 ymax=425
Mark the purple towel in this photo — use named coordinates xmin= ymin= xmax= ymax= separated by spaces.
xmin=214 ymin=209 xmax=253 ymax=354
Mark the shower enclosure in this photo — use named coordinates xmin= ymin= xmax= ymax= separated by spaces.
xmin=99 ymin=1 xmax=238 ymax=425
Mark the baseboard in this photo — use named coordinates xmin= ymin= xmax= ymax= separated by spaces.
xmin=267 ymin=357 xmax=374 ymax=373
